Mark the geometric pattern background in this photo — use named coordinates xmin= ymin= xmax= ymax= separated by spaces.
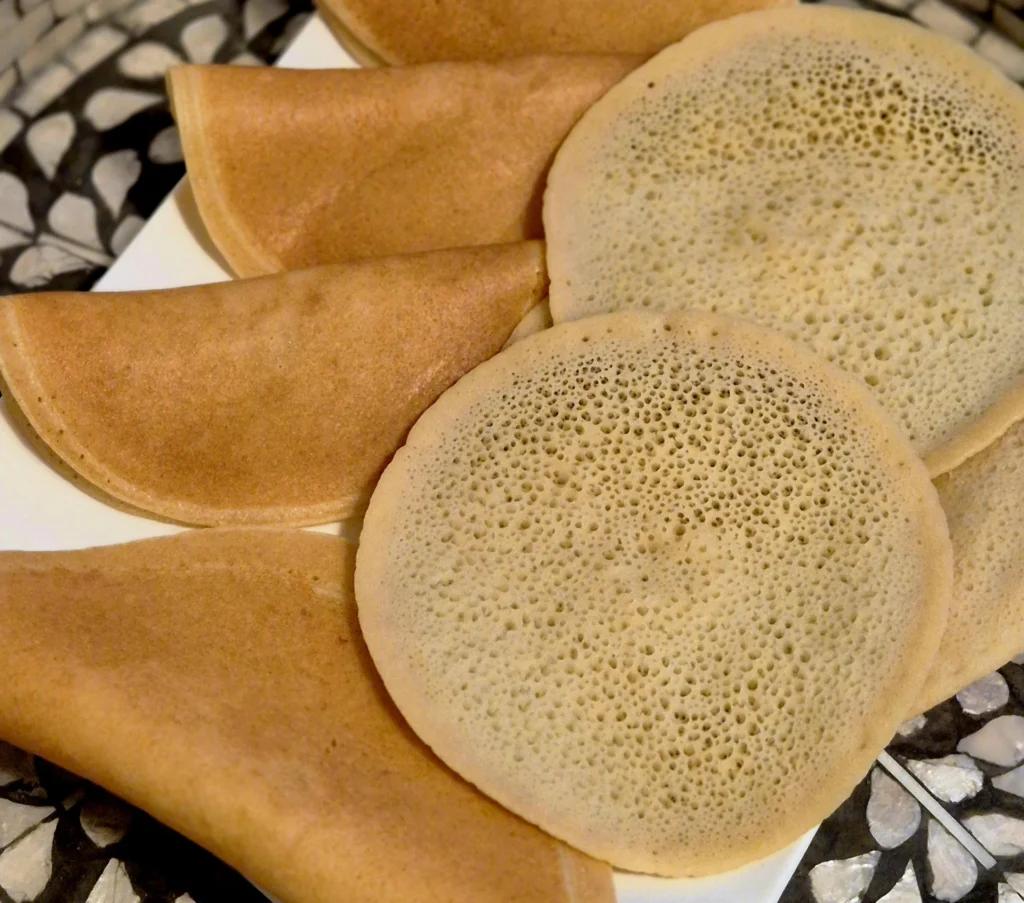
xmin=0 ymin=0 xmax=311 ymax=294
xmin=782 ymin=661 xmax=1024 ymax=903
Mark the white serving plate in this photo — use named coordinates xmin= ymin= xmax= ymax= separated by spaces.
xmin=0 ymin=14 xmax=814 ymax=900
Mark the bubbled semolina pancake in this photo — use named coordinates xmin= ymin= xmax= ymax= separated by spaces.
xmin=0 ymin=531 xmax=615 ymax=903
xmin=914 ymin=419 xmax=1024 ymax=714
xmin=168 ymin=59 xmax=640 ymax=278
xmin=544 ymin=6 xmax=1024 ymax=477
xmin=356 ymin=311 xmax=952 ymax=876
xmin=314 ymin=0 xmax=795 ymax=65
xmin=0 ymin=243 xmax=547 ymax=527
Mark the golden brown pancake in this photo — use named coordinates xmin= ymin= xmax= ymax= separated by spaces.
xmin=315 ymin=0 xmax=795 ymax=64
xmin=0 ymin=243 xmax=547 ymax=527
xmin=356 ymin=310 xmax=952 ymax=876
xmin=168 ymin=58 xmax=640 ymax=278
xmin=0 ymin=530 xmax=615 ymax=903
xmin=914 ymin=418 xmax=1024 ymax=713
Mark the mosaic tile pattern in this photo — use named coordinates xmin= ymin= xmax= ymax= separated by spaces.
xmin=0 ymin=0 xmax=310 ymax=294
xmin=781 ymin=659 xmax=1024 ymax=903
xmin=0 ymin=0 xmax=1021 ymax=899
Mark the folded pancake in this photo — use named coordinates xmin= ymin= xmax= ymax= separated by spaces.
xmin=356 ymin=310 xmax=951 ymax=876
xmin=314 ymin=0 xmax=795 ymax=64
xmin=915 ymin=419 xmax=1024 ymax=713
xmin=168 ymin=58 xmax=639 ymax=278
xmin=544 ymin=6 xmax=1024 ymax=477
xmin=0 ymin=242 xmax=547 ymax=527
xmin=0 ymin=530 xmax=615 ymax=903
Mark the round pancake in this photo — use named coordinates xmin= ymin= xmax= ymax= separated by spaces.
xmin=356 ymin=310 xmax=952 ymax=876
xmin=544 ymin=6 xmax=1024 ymax=477
xmin=316 ymin=0 xmax=796 ymax=64
xmin=915 ymin=418 xmax=1024 ymax=713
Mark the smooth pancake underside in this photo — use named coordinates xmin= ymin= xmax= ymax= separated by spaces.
xmin=914 ymin=418 xmax=1024 ymax=713
xmin=316 ymin=0 xmax=796 ymax=63
xmin=0 ymin=530 xmax=614 ymax=903
xmin=544 ymin=5 xmax=1024 ymax=477
xmin=0 ymin=243 xmax=547 ymax=527
xmin=168 ymin=57 xmax=640 ymax=278
xmin=356 ymin=310 xmax=952 ymax=877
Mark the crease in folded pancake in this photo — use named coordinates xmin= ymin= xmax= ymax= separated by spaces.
xmin=544 ymin=6 xmax=1024 ymax=477
xmin=502 ymin=298 xmax=552 ymax=349
xmin=0 ymin=242 xmax=547 ymax=527
xmin=355 ymin=310 xmax=951 ymax=876
xmin=314 ymin=0 xmax=387 ymax=67
xmin=314 ymin=0 xmax=795 ymax=64
xmin=0 ymin=530 xmax=615 ymax=903
xmin=914 ymin=418 xmax=1024 ymax=714
xmin=168 ymin=58 xmax=640 ymax=278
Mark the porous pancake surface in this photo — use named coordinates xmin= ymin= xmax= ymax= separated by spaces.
xmin=916 ymin=419 xmax=1024 ymax=713
xmin=545 ymin=6 xmax=1024 ymax=476
xmin=356 ymin=310 xmax=951 ymax=876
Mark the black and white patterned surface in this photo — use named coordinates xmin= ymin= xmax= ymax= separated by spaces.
xmin=0 ymin=0 xmax=1022 ymax=899
xmin=0 ymin=0 xmax=311 ymax=294
xmin=781 ymin=659 xmax=1024 ymax=903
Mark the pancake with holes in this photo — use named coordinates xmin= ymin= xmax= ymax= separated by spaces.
xmin=915 ymin=418 xmax=1024 ymax=713
xmin=544 ymin=6 xmax=1024 ymax=477
xmin=314 ymin=0 xmax=794 ymax=65
xmin=168 ymin=58 xmax=639 ymax=277
xmin=356 ymin=310 xmax=952 ymax=876
xmin=0 ymin=243 xmax=546 ymax=527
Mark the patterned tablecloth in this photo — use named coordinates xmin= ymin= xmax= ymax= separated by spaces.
xmin=0 ymin=0 xmax=1021 ymax=900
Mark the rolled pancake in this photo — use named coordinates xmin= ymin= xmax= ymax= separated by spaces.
xmin=544 ymin=6 xmax=1024 ymax=476
xmin=0 ymin=242 xmax=547 ymax=527
xmin=0 ymin=530 xmax=615 ymax=903
xmin=915 ymin=419 xmax=1024 ymax=713
xmin=314 ymin=0 xmax=795 ymax=64
xmin=356 ymin=310 xmax=952 ymax=876
xmin=168 ymin=58 xmax=640 ymax=278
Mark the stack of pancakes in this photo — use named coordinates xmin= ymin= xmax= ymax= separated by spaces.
xmin=1 ymin=4 xmax=1022 ymax=900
